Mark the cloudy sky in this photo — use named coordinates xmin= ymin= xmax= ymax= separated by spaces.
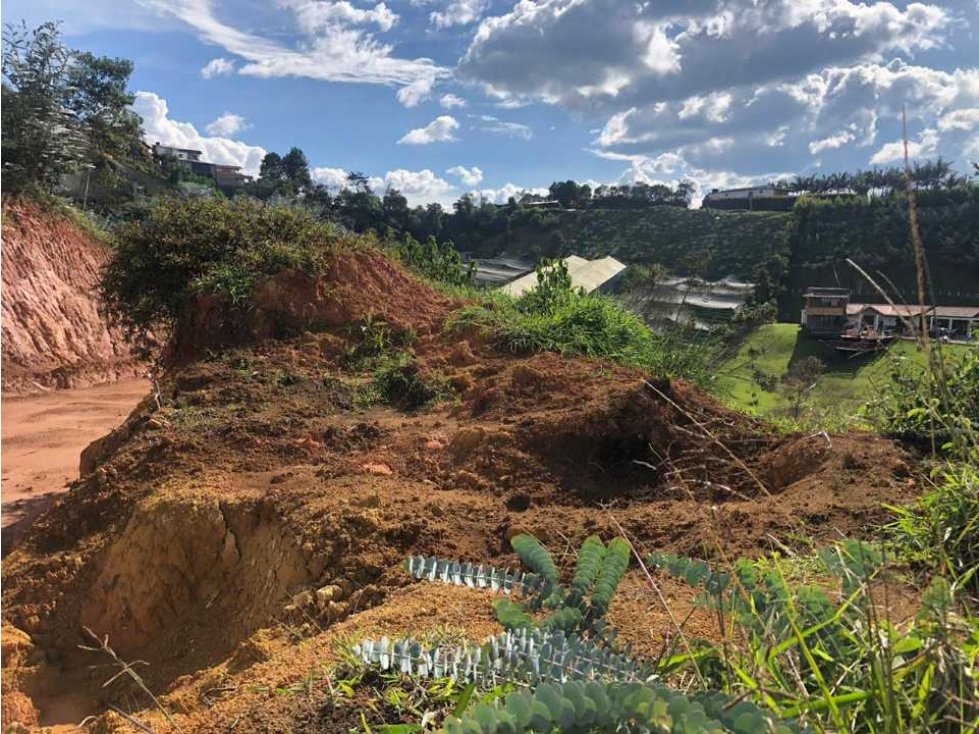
xmin=7 ymin=0 xmax=979 ymax=205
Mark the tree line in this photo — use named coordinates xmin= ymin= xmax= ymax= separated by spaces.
xmin=781 ymin=159 xmax=969 ymax=197
xmin=1 ymin=21 xmax=147 ymax=198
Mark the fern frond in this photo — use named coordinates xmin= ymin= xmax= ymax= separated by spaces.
xmin=570 ymin=535 xmax=606 ymax=598
xmin=590 ymin=538 xmax=630 ymax=617
xmin=511 ymin=534 xmax=559 ymax=585
xmin=350 ymin=627 xmax=643 ymax=688
xmin=405 ymin=555 xmax=549 ymax=597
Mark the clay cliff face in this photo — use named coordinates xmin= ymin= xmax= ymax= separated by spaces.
xmin=1 ymin=197 xmax=141 ymax=393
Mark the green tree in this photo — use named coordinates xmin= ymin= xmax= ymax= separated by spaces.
xmin=67 ymin=51 xmax=142 ymax=164
xmin=258 ymin=152 xmax=285 ymax=182
xmin=282 ymin=146 xmax=311 ymax=189
xmin=781 ymin=356 xmax=824 ymax=418
xmin=1 ymin=21 xmax=86 ymax=192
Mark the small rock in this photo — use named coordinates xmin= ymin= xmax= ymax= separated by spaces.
xmin=362 ymin=462 xmax=392 ymax=476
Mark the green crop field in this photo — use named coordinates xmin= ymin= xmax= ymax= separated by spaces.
xmin=711 ymin=323 xmax=971 ymax=425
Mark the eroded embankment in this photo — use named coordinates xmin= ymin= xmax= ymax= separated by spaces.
xmin=0 ymin=249 xmax=921 ymax=731
xmin=1 ymin=197 xmax=142 ymax=393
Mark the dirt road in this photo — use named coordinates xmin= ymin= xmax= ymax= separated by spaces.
xmin=1 ymin=378 xmax=149 ymax=551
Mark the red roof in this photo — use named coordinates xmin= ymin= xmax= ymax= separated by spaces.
xmin=847 ymin=303 xmax=932 ymax=317
xmin=848 ymin=303 xmax=979 ymax=319
xmin=932 ymin=306 xmax=979 ymax=319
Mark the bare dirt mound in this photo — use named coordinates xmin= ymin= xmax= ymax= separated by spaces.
xmin=0 ymin=249 xmax=921 ymax=730
xmin=1 ymin=197 xmax=142 ymax=393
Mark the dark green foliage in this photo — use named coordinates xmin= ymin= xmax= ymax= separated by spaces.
xmin=444 ymin=680 xmax=800 ymax=734
xmin=2 ymin=22 xmax=86 ymax=192
xmin=570 ymin=535 xmax=607 ymax=597
xmin=491 ymin=599 xmax=533 ymax=629
xmin=373 ymin=353 xmax=447 ymax=410
xmin=863 ymin=346 xmax=979 ymax=453
xmin=392 ymin=233 xmax=476 ymax=287
xmin=2 ymin=22 xmax=144 ymax=197
xmin=496 ymin=534 xmax=631 ymax=637
xmin=649 ymin=546 xmax=978 ymax=733
xmin=589 ymin=538 xmax=631 ymax=618
xmin=100 ymin=197 xmax=338 ymax=357
xmin=887 ymin=463 xmax=979 ymax=591
xmin=449 ymin=266 xmax=717 ymax=385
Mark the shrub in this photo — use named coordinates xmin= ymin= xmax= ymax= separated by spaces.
xmin=391 ymin=233 xmax=475 ymax=287
xmin=101 ymin=196 xmax=341 ymax=357
xmin=650 ymin=544 xmax=979 ymax=733
xmin=888 ymin=463 xmax=979 ymax=591
xmin=863 ymin=346 xmax=979 ymax=455
xmin=373 ymin=352 xmax=447 ymax=410
xmin=448 ymin=260 xmax=717 ymax=384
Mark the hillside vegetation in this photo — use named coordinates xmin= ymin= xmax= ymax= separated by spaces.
xmin=712 ymin=323 xmax=972 ymax=426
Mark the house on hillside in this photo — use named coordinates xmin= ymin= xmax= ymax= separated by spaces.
xmin=846 ymin=303 xmax=934 ymax=336
xmin=702 ymin=185 xmax=792 ymax=211
xmin=930 ymin=306 xmax=979 ymax=339
xmin=500 ymin=255 xmax=626 ymax=298
xmin=800 ymin=287 xmax=850 ymax=336
xmin=152 ymin=144 xmax=202 ymax=162
xmin=152 ymin=143 xmax=253 ymax=192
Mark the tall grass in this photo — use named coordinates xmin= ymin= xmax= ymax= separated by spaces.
xmin=630 ymin=125 xmax=979 ymax=734
xmin=446 ymin=259 xmax=718 ymax=385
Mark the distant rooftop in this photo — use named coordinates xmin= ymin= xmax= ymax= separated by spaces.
xmin=500 ymin=255 xmax=626 ymax=298
xmin=805 ymin=287 xmax=850 ymax=298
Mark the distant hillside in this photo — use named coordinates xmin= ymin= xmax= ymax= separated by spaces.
xmin=453 ymin=188 xmax=979 ymax=318
xmin=711 ymin=323 xmax=972 ymax=424
xmin=462 ymin=206 xmax=790 ymax=282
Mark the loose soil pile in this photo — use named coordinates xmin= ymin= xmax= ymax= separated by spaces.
xmin=1 ymin=249 xmax=921 ymax=732
xmin=1 ymin=197 xmax=143 ymax=394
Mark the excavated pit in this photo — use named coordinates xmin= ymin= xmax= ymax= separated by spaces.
xmin=1 ymin=248 xmax=924 ymax=731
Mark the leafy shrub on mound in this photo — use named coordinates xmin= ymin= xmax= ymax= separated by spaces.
xmin=101 ymin=197 xmax=345 ymax=356
xmin=863 ymin=346 xmax=979 ymax=454
xmin=448 ymin=260 xmax=716 ymax=384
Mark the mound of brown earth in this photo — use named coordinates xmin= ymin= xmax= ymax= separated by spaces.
xmin=0 ymin=248 xmax=921 ymax=730
xmin=1 ymin=197 xmax=143 ymax=393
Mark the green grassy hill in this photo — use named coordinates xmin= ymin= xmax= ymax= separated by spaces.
xmin=711 ymin=323 xmax=970 ymax=425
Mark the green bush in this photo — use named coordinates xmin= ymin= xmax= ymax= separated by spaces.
xmin=863 ymin=346 xmax=979 ymax=454
xmin=448 ymin=260 xmax=716 ymax=384
xmin=650 ymin=544 xmax=979 ymax=733
xmin=101 ymin=196 xmax=342 ymax=357
xmin=888 ymin=463 xmax=979 ymax=590
xmin=373 ymin=352 xmax=447 ymax=410
xmin=391 ymin=232 xmax=476 ymax=287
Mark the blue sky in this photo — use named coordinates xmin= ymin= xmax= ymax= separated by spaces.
xmin=5 ymin=0 xmax=979 ymax=205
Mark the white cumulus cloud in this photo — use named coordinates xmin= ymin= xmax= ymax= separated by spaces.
xmin=870 ymin=128 xmax=940 ymax=164
xmin=201 ymin=57 xmax=235 ymax=78
xmin=447 ymin=165 xmax=484 ymax=186
xmin=133 ymin=91 xmax=266 ymax=176
xmin=311 ymin=166 xmax=351 ymax=189
xmin=148 ymin=0 xmax=448 ymax=102
xmin=430 ymin=0 xmax=488 ymax=28
xmin=205 ymin=112 xmax=248 ymax=136
xmin=440 ymin=93 xmax=467 ymax=109
xmin=398 ymin=115 xmax=459 ymax=144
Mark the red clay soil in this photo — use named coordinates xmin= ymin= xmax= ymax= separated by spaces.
xmin=0 ymin=249 xmax=922 ymax=732
xmin=1 ymin=197 xmax=143 ymax=394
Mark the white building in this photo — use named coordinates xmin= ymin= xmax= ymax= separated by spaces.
xmin=501 ymin=255 xmax=627 ymax=298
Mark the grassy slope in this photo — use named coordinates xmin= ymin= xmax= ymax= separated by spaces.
xmin=711 ymin=323 xmax=969 ymax=423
